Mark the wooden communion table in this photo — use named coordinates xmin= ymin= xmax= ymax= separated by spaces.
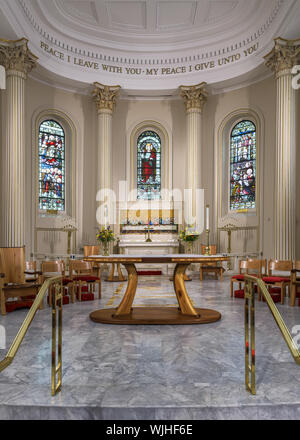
xmin=84 ymin=254 xmax=229 ymax=325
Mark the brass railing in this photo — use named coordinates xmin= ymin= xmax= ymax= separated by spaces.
xmin=0 ymin=276 xmax=63 ymax=396
xmin=244 ymin=275 xmax=300 ymax=394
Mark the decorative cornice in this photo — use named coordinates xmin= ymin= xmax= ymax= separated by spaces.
xmin=179 ymin=82 xmax=208 ymax=112
xmin=16 ymin=0 xmax=285 ymax=67
xmin=0 ymin=38 xmax=38 ymax=76
xmin=92 ymin=82 xmax=121 ymax=113
xmin=264 ymin=37 xmax=300 ymax=75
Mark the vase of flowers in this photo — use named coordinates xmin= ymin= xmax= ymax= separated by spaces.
xmin=96 ymin=226 xmax=115 ymax=256
xmin=179 ymin=227 xmax=199 ymax=254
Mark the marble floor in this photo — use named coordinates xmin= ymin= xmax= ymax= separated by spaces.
xmin=1 ymin=273 xmax=300 ymax=420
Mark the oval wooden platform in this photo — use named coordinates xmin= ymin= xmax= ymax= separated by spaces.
xmin=90 ymin=307 xmax=221 ymax=325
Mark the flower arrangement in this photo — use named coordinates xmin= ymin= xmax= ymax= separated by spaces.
xmin=96 ymin=226 xmax=115 ymax=243
xmin=96 ymin=226 xmax=115 ymax=256
xmin=179 ymin=227 xmax=199 ymax=242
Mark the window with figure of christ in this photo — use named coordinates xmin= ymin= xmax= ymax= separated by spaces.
xmin=230 ymin=120 xmax=256 ymax=211
xmin=137 ymin=130 xmax=161 ymax=200
xmin=38 ymin=120 xmax=65 ymax=211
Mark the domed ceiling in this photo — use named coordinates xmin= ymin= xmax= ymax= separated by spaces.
xmin=0 ymin=0 xmax=300 ymax=95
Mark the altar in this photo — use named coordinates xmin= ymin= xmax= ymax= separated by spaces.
xmin=84 ymin=254 xmax=230 ymax=325
xmin=118 ymin=224 xmax=179 ymax=274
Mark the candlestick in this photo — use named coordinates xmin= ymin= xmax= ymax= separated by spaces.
xmin=206 ymin=204 xmax=209 ymax=230
xmin=204 ymin=229 xmax=210 ymax=255
xmin=145 ymin=223 xmax=152 ymax=242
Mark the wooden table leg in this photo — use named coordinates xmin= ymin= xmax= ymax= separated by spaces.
xmin=107 ymin=263 xmax=115 ymax=281
xmin=105 ymin=263 xmax=128 ymax=282
xmin=169 ymin=266 xmax=191 ymax=281
xmin=117 ymin=263 xmax=127 ymax=281
xmin=173 ymin=263 xmax=199 ymax=316
xmin=113 ymin=263 xmax=138 ymax=316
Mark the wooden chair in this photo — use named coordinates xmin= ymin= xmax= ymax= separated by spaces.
xmin=83 ymin=245 xmax=101 ymax=278
xmin=0 ymin=247 xmax=42 ymax=315
xmin=25 ymin=261 xmax=39 ymax=282
xmin=290 ymin=261 xmax=300 ymax=307
xmin=69 ymin=260 xmax=101 ymax=301
xmin=262 ymin=260 xmax=292 ymax=305
xmin=230 ymin=259 xmax=266 ymax=299
xmin=41 ymin=260 xmax=75 ymax=304
xmin=199 ymin=245 xmax=224 ymax=281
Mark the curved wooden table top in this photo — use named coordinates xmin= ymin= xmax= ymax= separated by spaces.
xmin=84 ymin=253 xmax=230 ymax=264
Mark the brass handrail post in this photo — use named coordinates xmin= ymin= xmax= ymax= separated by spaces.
xmin=51 ymin=279 xmax=63 ymax=396
xmin=244 ymin=274 xmax=300 ymax=395
xmin=244 ymin=278 xmax=256 ymax=394
xmin=0 ymin=276 xmax=63 ymax=396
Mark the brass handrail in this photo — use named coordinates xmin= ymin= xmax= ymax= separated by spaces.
xmin=244 ymin=274 xmax=300 ymax=395
xmin=0 ymin=276 xmax=63 ymax=396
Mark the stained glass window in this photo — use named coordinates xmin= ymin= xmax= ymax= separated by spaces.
xmin=230 ymin=120 xmax=256 ymax=210
xmin=38 ymin=120 xmax=65 ymax=211
xmin=137 ymin=130 xmax=161 ymax=200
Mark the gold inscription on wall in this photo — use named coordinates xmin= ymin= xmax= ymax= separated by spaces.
xmin=40 ymin=41 xmax=259 ymax=75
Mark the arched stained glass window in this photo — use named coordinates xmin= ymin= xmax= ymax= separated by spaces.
xmin=230 ymin=120 xmax=256 ymax=210
xmin=137 ymin=130 xmax=161 ymax=200
xmin=38 ymin=120 xmax=65 ymax=211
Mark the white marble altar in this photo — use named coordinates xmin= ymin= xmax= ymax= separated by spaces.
xmin=119 ymin=226 xmax=179 ymax=273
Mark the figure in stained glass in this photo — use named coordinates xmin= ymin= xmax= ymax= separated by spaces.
xmin=38 ymin=120 xmax=65 ymax=211
xmin=230 ymin=120 xmax=256 ymax=210
xmin=137 ymin=131 xmax=161 ymax=200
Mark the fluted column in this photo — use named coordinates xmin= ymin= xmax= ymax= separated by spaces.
xmin=0 ymin=38 xmax=37 ymax=246
xmin=92 ymin=82 xmax=120 ymax=227
xmin=179 ymin=83 xmax=207 ymax=225
xmin=264 ymin=38 xmax=300 ymax=259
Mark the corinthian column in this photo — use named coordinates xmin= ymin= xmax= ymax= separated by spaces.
xmin=179 ymin=82 xmax=207 ymax=226
xmin=92 ymin=82 xmax=120 ymax=227
xmin=0 ymin=38 xmax=37 ymax=246
xmin=264 ymin=38 xmax=300 ymax=260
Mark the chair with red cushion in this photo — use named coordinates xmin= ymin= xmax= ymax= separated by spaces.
xmin=69 ymin=260 xmax=101 ymax=301
xmin=290 ymin=261 xmax=300 ymax=307
xmin=0 ymin=247 xmax=42 ymax=315
xmin=262 ymin=260 xmax=292 ymax=305
xmin=41 ymin=260 xmax=74 ymax=304
xmin=230 ymin=259 xmax=266 ymax=299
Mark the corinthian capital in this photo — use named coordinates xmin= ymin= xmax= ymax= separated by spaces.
xmin=92 ymin=82 xmax=121 ymax=113
xmin=179 ymin=82 xmax=208 ymax=112
xmin=264 ymin=37 xmax=300 ymax=75
xmin=0 ymin=38 xmax=38 ymax=76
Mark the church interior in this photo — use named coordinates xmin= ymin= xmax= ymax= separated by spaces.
xmin=0 ymin=0 xmax=300 ymax=421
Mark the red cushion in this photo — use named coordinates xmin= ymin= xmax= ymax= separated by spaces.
xmin=234 ymin=289 xmax=244 ymax=298
xmin=77 ymin=292 xmax=94 ymax=301
xmin=263 ymin=293 xmax=281 ymax=303
xmin=6 ymin=300 xmax=33 ymax=312
xmin=47 ymin=295 xmax=70 ymax=305
xmin=231 ymin=274 xmax=245 ymax=280
xmin=269 ymin=287 xmax=281 ymax=294
xmin=73 ymin=275 xmax=99 ymax=282
xmin=263 ymin=276 xmax=290 ymax=283
xmin=62 ymin=278 xmax=73 ymax=285
xmin=76 ymin=285 xmax=89 ymax=292
xmin=20 ymin=295 xmax=36 ymax=300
